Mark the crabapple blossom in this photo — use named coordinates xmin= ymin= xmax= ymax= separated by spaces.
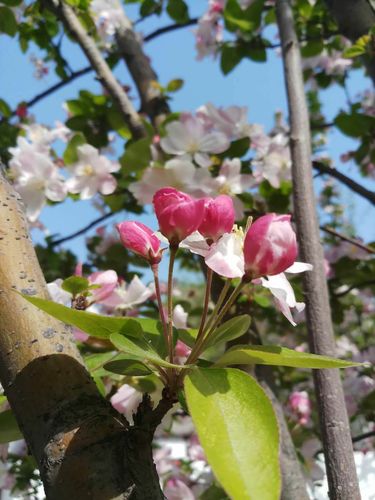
xmin=110 ymin=384 xmax=143 ymax=422
xmin=100 ymin=275 xmax=154 ymax=311
xmin=160 ymin=115 xmax=229 ymax=167
xmin=252 ymin=132 xmax=292 ymax=188
xmin=153 ymin=187 xmax=206 ymax=245
xmin=199 ymin=195 xmax=235 ymax=241
xmin=86 ymin=270 xmax=118 ymax=303
xmin=90 ymin=0 xmax=126 ymax=41
xmin=205 ymin=229 xmax=245 ymax=278
xmin=9 ymin=137 xmax=67 ymax=221
xmin=213 ymin=158 xmax=254 ymax=218
xmin=163 ymin=478 xmax=195 ymax=500
xmin=197 ymin=103 xmax=251 ymax=140
xmin=173 ymin=304 xmax=188 ymax=329
xmin=288 ymin=391 xmax=312 ymax=426
xmin=116 ymin=221 xmax=162 ymax=264
xmin=66 ymin=144 xmax=120 ymax=199
xmin=244 ymin=214 xmax=297 ymax=278
xmin=194 ymin=2 xmax=224 ymax=60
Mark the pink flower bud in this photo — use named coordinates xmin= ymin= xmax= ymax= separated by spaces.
xmin=199 ymin=195 xmax=235 ymax=241
xmin=116 ymin=221 xmax=161 ymax=264
xmin=244 ymin=213 xmax=297 ymax=278
xmin=153 ymin=187 xmax=206 ymax=245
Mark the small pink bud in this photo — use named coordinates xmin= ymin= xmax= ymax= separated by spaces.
xmin=116 ymin=221 xmax=161 ymax=264
xmin=199 ymin=195 xmax=235 ymax=241
xmin=244 ymin=213 xmax=297 ymax=278
xmin=153 ymin=187 xmax=206 ymax=245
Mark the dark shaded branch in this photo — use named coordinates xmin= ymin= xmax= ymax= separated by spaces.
xmin=115 ymin=13 xmax=172 ymax=125
xmin=320 ymin=225 xmax=375 ymax=254
xmin=50 ymin=211 xmax=115 ymax=247
xmin=143 ymin=18 xmax=199 ymax=43
xmin=333 ymin=280 xmax=375 ymax=298
xmin=275 ymin=1 xmax=361 ymax=499
xmin=46 ymin=0 xmax=146 ymax=139
xmin=313 ymin=161 xmax=375 ymax=206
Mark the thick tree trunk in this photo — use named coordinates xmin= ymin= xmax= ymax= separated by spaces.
xmin=275 ymin=2 xmax=361 ymax=499
xmin=0 ymin=172 xmax=168 ymax=499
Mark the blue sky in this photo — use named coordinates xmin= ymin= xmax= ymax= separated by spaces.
xmin=1 ymin=2 xmax=374 ymax=273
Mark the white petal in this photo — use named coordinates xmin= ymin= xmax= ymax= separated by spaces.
xmin=205 ymin=232 xmax=245 ymax=278
xmin=285 ymin=262 xmax=313 ymax=274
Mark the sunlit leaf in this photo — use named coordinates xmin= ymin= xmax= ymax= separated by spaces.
xmin=215 ymin=345 xmax=363 ymax=369
xmin=184 ymin=368 xmax=280 ymax=499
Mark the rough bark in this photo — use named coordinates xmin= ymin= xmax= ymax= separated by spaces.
xmin=324 ymin=0 xmax=375 ymax=84
xmin=115 ymin=15 xmax=170 ymax=126
xmin=275 ymin=2 xmax=361 ymax=499
xmin=0 ymin=172 xmax=169 ymax=499
xmin=45 ymin=0 xmax=146 ymax=139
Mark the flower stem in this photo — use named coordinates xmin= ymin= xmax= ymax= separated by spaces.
xmin=167 ymin=245 xmax=178 ymax=366
xmin=151 ymin=263 xmax=169 ymax=353
xmin=202 ymin=278 xmax=232 ymax=335
xmin=196 ymin=268 xmax=213 ymax=342
xmin=187 ymin=279 xmax=246 ymax=365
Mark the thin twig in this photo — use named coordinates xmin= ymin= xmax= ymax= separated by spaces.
xmin=313 ymin=161 xmax=375 ymax=206
xmin=333 ymin=280 xmax=375 ymax=298
xmin=143 ymin=18 xmax=199 ymax=43
xmin=320 ymin=226 xmax=375 ymax=254
xmin=50 ymin=211 xmax=115 ymax=247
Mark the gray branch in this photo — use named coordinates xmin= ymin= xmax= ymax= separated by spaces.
xmin=275 ymin=1 xmax=361 ymax=499
xmin=46 ymin=0 xmax=147 ymax=139
xmin=115 ymin=14 xmax=170 ymax=126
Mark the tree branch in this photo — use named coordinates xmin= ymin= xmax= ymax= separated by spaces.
xmin=143 ymin=17 xmax=199 ymax=43
xmin=115 ymin=13 xmax=171 ymax=125
xmin=313 ymin=161 xmax=375 ymax=206
xmin=46 ymin=0 xmax=146 ymax=139
xmin=50 ymin=211 xmax=115 ymax=247
xmin=320 ymin=225 xmax=375 ymax=254
xmin=275 ymin=1 xmax=361 ymax=499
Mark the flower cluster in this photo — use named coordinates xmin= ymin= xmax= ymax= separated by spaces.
xmin=8 ymin=124 xmax=119 ymax=222
xmin=118 ymin=187 xmax=312 ymax=325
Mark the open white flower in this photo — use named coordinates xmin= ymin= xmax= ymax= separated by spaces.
xmin=160 ymin=115 xmax=229 ymax=167
xmin=9 ymin=137 xmax=67 ymax=221
xmin=66 ymin=144 xmax=120 ymax=199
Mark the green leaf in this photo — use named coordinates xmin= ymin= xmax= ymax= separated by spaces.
xmin=334 ymin=112 xmax=375 ymax=138
xmin=215 ymin=345 xmax=363 ymax=369
xmin=110 ymin=332 xmax=190 ymax=369
xmin=205 ymin=315 xmax=251 ymax=349
xmin=63 ymin=133 xmax=86 ymax=165
xmin=84 ymin=352 xmax=116 ymax=372
xmin=219 ymin=137 xmax=250 ymax=158
xmin=166 ymin=78 xmax=184 ymax=92
xmin=177 ymin=327 xmax=198 ymax=348
xmin=184 ymin=368 xmax=280 ymax=499
xmin=61 ymin=276 xmax=89 ymax=296
xmin=0 ymin=410 xmax=23 ymax=443
xmin=0 ymin=98 xmax=11 ymax=118
xmin=0 ymin=6 xmax=17 ymax=36
xmin=166 ymin=0 xmax=189 ymax=23
xmin=220 ymin=44 xmax=244 ymax=75
xmin=224 ymin=0 xmax=263 ymax=33
xmin=200 ymin=483 xmax=229 ymax=500
xmin=104 ymin=355 xmax=153 ymax=376
xmin=120 ymin=137 xmax=152 ymax=173
xmin=20 ymin=294 xmax=142 ymax=339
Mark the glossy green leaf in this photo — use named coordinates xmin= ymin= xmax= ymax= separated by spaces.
xmin=166 ymin=0 xmax=189 ymax=23
xmin=84 ymin=351 xmax=117 ymax=372
xmin=220 ymin=44 xmax=244 ymax=75
xmin=21 ymin=295 xmax=142 ymax=339
xmin=177 ymin=327 xmax=198 ymax=348
xmin=206 ymin=315 xmax=251 ymax=349
xmin=61 ymin=276 xmax=89 ymax=295
xmin=166 ymin=78 xmax=184 ymax=92
xmin=184 ymin=368 xmax=280 ymax=499
xmin=120 ymin=137 xmax=152 ymax=173
xmin=63 ymin=133 xmax=86 ymax=165
xmin=0 ymin=410 xmax=23 ymax=443
xmin=110 ymin=332 xmax=190 ymax=369
xmin=334 ymin=112 xmax=375 ymax=138
xmin=215 ymin=345 xmax=363 ymax=369
xmin=224 ymin=0 xmax=263 ymax=33
xmin=104 ymin=355 xmax=153 ymax=376
xmin=0 ymin=6 xmax=17 ymax=36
